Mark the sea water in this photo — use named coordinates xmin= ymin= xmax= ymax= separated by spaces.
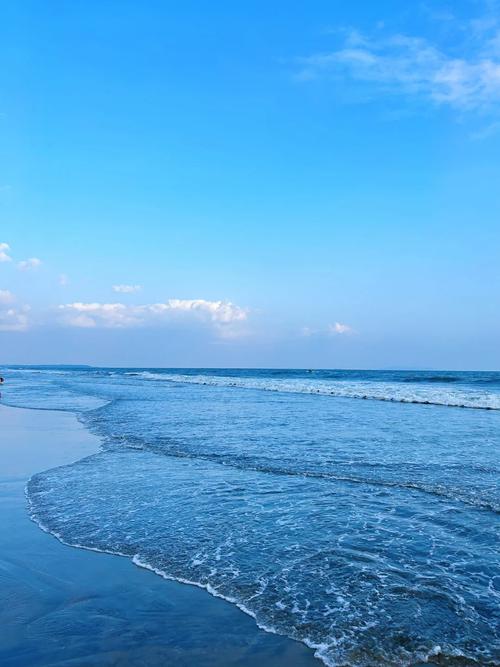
xmin=2 ymin=367 xmax=499 ymax=666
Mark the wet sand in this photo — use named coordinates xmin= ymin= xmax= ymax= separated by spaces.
xmin=0 ymin=404 xmax=318 ymax=667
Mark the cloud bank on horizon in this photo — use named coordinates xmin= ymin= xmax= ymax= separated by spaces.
xmin=0 ymin=241 xmax=254 ymax=337
xmin=0 ymin=241 xmax=353 ymax=339
xmin=58 ymin=299 xmax=249 ymax=335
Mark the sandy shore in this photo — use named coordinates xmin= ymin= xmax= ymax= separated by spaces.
xmin=0 ymin=403 xmax=317 ymax=667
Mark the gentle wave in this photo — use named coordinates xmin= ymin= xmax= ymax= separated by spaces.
xmin=26 ymin=475 xmax=330 ymax=665
xmin=24 ymin=494 xmax=383 ymax=667
xmin=27 ymin=455 xmax=498 ymax=667
xmin=132 ymin=372 xmax=500 ymax=410
xmin=116 ymin=446 xmax=500 ymax=513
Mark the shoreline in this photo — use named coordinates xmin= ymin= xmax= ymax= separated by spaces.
xmin=0 ymin=403 xmax=318 ymax=667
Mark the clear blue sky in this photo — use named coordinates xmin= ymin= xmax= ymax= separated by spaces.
xmin=1 ymin=1 xmax=499 ymax=368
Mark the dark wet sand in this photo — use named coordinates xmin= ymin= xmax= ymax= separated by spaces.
xmin=0 ymin=404 xmax=318 ymax=667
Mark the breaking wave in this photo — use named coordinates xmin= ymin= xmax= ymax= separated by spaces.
xmin=131 ymin=371 xmax=500 ymax=410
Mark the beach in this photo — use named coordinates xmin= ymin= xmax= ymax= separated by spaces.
xmin=0 ymin=403 xmax=317 ymax=667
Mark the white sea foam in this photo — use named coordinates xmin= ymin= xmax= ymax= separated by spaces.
xmin=131 ymin=555 xmax=336 ymax=666
xmin=134 ymin=372 xmax=500 ymax=410
xmin=27 ymin=477 xmax=337 ymax=667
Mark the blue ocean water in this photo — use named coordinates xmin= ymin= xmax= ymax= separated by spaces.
xmin=2 ymin=367 xmax=499 ymax=666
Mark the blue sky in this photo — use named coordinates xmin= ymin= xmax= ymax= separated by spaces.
xmin=1 ymin=0 xmax=499 ymax=368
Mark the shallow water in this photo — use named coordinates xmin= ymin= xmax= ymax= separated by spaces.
xmin=3 ymin=367 xmax=500 ymax=666
xmin=0 ymin=405 xmax=316 ymax=667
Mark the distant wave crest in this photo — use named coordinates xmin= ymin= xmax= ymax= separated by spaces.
xmin=132 ymin=372 xmax=500 ymax=411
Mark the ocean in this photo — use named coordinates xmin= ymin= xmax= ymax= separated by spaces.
xmin=2 ymin=367 xmax=499 ymax=666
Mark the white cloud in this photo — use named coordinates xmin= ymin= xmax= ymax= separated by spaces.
xmin=149 ymin=299 xmax=248 ymax=324
xmin=58 ymin=302 xmax=142 ymax=329
xmin=0 ymin=291 xmax=30 ymax=331
xmin=300 ymin=326 xmax=317 ymax=337
xmin=297 ymin=20 xmax=500 ymax=112
xmin=18 ymin=257 xmax=42 ymax=271
xmin=112 ymin=284 xmax=142 ymax=294
xmin=0 ymin=289 xmax=15 ymax=304
xmin=58 ymin=299 xmax=249 ymax=335
xmin=329 ymin=322 xmax=354 ymax=335
xmin=301 ymin=322 xmax=356 ymax=337
xmin=0 ymin=243 xmax=12 ymax=262
xmin=0 ymin=307 xmax=30 ymax=331
xmin=59 ymin=273 xmax=69 ymax=286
